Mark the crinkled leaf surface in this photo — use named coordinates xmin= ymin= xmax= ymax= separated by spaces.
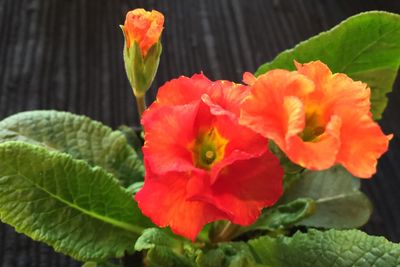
xmin=249 ymin=229 xmax=400 ymax=267
xmin=0 ymin=141 xmax=151 ymax=261
xmin=197 ymin=242 xmax=259 ymax=267
xmin=255 ymin=11 xmax=400 ymax=120
xmin=282 ymin=166 xmax=372 ymax=229
xmin=0 ymin=110 xmax=144 ymax=185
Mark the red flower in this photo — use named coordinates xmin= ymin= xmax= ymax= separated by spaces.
xmin=123 ymin=9 xmax=164 ymax=56
xmin=240 ymin=61 xmax=392 ymax=178
xmin=135 ymin=74 xmax=283 ymax=240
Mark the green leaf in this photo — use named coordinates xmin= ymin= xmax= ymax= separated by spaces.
xmin=82 ymin=262 xmax=121 ymax=267
xmin=197 ymin=242 xmax=259 ymax=267
xmin=282 ymin=166 xmax=372 ymax=229
xmin=255 ymin=11 xmax=400 ymax=120
xmin=235 ymin=198 xmax=315 ymax=238
xmin=0 ymin=110 xmax=144 ymax=185
xmin=0 ymin=141 xmax=151 ymax=261
xmin=255 ymin=198 xmax=315 ymax=232
xmin=249 ymin=229 xmax=400 ymax=267
xmin=135 ymin=228 xmax=194 ymax=267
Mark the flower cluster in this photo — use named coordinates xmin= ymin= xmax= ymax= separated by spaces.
xmin=126 ymin=9 xmax=391 ymax=241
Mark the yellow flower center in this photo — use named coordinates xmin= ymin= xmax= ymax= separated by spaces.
xmin=191 ymin=127 xmax=228 ymax=170
xmin=301 ymin=107 xmax=325 ymax=142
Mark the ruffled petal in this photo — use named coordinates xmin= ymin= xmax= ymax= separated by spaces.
xmin=135 ymin=170 xmax=227 ymax=241
xmin=336 ymin=111 xmax=392 ymax=178
xmin=323 ymin=73 xmax=371 ymax=118
xmin=240 ymin=70 xmax=314 ymax=147
xmin=142 ymin=103 xmax=199 ymax=174
xmin=295 ymin=60 xmax=331 ymax=92
xmin=202 ymin=81 xmax=249 ymax=119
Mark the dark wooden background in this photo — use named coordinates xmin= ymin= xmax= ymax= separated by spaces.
xmin=0 ymin=0 xmax=399 ymax=266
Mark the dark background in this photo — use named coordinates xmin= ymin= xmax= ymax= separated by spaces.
xmin=0 ymin=0 xmax=399 ymax=266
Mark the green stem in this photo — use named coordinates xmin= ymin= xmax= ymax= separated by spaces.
xmin=135 ymin=95 xmax=146 ymax=118
xmin=211 ymin=222 xmax=240 ymax=243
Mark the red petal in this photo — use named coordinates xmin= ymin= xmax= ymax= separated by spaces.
xmin=142 ymin=103 xmax=199 ymax=174
xmin=188 ymin=152 xmax=284 ymax=225
xmin=135 ymin=170 xmax=227 ymax=241
xmin=155 ymin=74 xmax=212 ymax=107
xmin=209 ymin=114 xmax=268 ymax=183
xmin=213 ymin=152 xmax=283 ymax=225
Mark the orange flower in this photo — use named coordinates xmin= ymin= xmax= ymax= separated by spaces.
xmin=240 ymin=61 xmax=392 ymax=178
xmin=135 ymin=74 xmax=283 ymax=240
xmin=123 ymin=9 xmax=164 ymax=56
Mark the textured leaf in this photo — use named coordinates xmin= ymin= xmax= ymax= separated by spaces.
xmin=135 ymin=228 xmax=194 ymax=267
xmin=0 ymin=110 xmax=144 ymax=185
xmin=255 ymin=11 xmax=400 ymax=120
xmin=0 ymin=141 xmax=151 ymax=261
xmin=282 ymin=166 xmax=372 ymax=229
xmin=249 ymin=229 xmax=400 ymax=267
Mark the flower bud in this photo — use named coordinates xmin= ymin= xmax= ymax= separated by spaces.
xmin=121 ymin=9 xmax=164 ymax=98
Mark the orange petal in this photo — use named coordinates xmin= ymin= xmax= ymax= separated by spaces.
xmin=283 ymin=96 xmax=305 ymax=139
xmin=240 ymin=69 xmax=314 ymax=147
xmin=324 ymin=73 xmax=371 ymax=117
xmin=135 ymin=170 xmax=227 ymax=241
xmin=295 ymin=60 xmax=331 ymax=92
xmin=243 ymin=72 xmax=257 ymax=86
xmin=285 ymin=115 xmax=341 ymax=170
xmin=336 ymin=111 xmax=392 ymax=178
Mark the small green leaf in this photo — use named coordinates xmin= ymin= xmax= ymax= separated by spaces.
xmin=135 ymin=228 xmax=180 ymax=251
xmin=197 ymin=242 xmax=259 ymax=267
xmin=235 ymin=198 xmax=315 ymax=237
xmin=249 ymin=229 xmax=400 ymax=267
xmin=0 ymin=141 xmax=151 ymax=261
xmin=0 ymin=110 xmax=144 ymax=185
xmin=135 ymin=228 xmax=194 ymax=267
xmin=255 ymin=11 xmax=400 ymax=120
xmin=282 ymin=166 xmax=372 ymax=229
